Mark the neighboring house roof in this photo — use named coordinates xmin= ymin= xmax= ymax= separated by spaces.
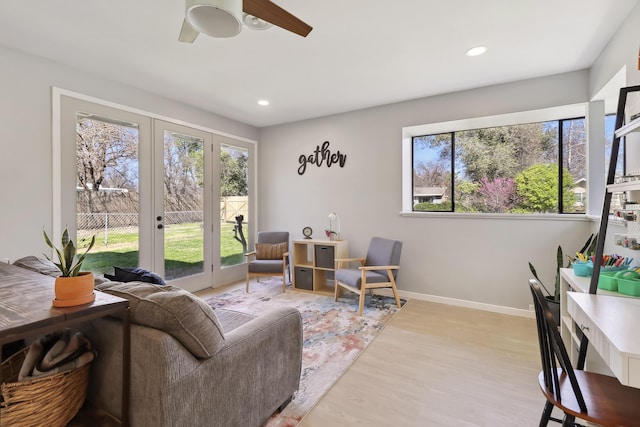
xmin=414 ymin=187 xmax=447 ymax=197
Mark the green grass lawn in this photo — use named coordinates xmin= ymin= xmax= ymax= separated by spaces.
xmin=82 ymin=222 xmax=246 ymax=278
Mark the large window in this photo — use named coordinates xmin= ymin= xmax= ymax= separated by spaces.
xmin=411 ymin=117 xmax=587 ymax=214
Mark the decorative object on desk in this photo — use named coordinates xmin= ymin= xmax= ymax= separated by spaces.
xmin=324 ymin=229 xmax=337 ymax=240
xmin=302 ymin=226 xmax=313 ymax=239
xmin=601 ymin=269 xmax=640 ymax=292
xmin=572 ymin=261 xmax=594 ymax=277
xmin=617 ymin=275 xmax=640 ymax=296
xmin=43 ymin=227 xmax=96 ymax=307
xmin=598 ymin=271 xmax=620 ymax=291
xmin=326 ymin=212 xmax=340 ymax=240
xmin=0 ymin=330 xmax=94 ymax=427
xmin=575 ymin=253 xmax=633 ymax=284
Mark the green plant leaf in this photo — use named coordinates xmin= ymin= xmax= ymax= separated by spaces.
xmin=43 ymin=227 xmax=94 ymax=277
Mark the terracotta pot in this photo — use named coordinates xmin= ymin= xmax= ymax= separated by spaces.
xmin=52 ymin=272 xmax=95 ymax=307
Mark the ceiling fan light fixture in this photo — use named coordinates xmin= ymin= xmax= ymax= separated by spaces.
xmin=186 ymin=0 xmax=242 ymax=38
xmin=243 ymin=13 xmax=272 ymax=31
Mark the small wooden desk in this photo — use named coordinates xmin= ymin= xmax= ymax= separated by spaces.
xmin=0 ymin=262 xmax=130 ymax=425
xmin=567 ymin=291 xmax=640 ymax=388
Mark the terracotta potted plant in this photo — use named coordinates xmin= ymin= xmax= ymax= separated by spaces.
xmin=43 ymin=227 xmax=96 ymax=307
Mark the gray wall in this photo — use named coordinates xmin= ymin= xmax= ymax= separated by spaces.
xmin=0 ymin=45 xmax=258 ymax=262
xmin=258 ymin=72 xmax=594 ymax=315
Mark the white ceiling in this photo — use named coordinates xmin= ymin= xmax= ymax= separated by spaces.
xmin=0 ymin=0 xmax=637 ymax=127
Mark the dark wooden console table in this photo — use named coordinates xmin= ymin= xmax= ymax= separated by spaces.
xmin=0 ymin=262 xmax=130 ymax=426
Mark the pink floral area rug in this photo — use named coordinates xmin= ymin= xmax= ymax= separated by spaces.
xmin=204 ymin=279 xmax=405 ymax=427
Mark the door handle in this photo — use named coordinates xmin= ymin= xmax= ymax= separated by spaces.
xmin=157 ymin=224 xmax=163 ymax=229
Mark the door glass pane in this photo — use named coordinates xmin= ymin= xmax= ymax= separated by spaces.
xmin=163 ymin=130 xmax=205 ymax=280
xmin=220 ymin=144 xmax=249 ymax=267
xmin=76 ymin=114 xmax=140 ymax=274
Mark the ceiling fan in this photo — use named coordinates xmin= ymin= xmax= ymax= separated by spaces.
xmin=178 ymin=0 xmax=313 ymax=42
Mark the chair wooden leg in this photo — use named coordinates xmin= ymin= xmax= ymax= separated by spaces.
xmin=334 ymin=282 xmax=341 ymax=301
xmin=561 ymin=414 xmax=575 ymax=427
xmin=358 ymin=290 xmax=366 ymax=316
xmin=390 ymin=282 xmax=402 ymax=309
xmin=246 ymin=273 xmax=250 ymax=293
xmin=539 ymin=401 xmax=553 ymax=427
xmin=282 ymin=275 xmax=286 ymax=293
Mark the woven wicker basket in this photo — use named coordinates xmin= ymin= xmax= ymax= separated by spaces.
xmin=1 ymin=347 xmax=90 ymax=427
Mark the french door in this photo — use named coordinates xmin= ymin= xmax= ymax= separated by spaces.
xmin=57 ymin=93 xmax=253 ymax=291
xmin=153 ymin=121 xmax=213 ymax=290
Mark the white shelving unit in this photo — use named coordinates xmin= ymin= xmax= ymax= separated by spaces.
xmin=615 ymin=115 xmax=640 ymax=139
xmin=590 ymin=85 xmax=640 ymax=295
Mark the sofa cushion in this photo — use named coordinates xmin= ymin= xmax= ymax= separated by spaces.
xmin=104 ymin=266 xmax=166 ymax=285
xmin=255 ymin=242 xmax=287 ymax=260
xmin=95 ymin=281 xmax=224 ymax=358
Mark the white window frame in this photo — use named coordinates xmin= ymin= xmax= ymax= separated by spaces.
xmin=401 ymin=103 xmax=589 ymax=218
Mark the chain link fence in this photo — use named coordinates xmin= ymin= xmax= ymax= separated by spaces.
xmin=77 ymin=197 xmax=247 ymax=247
xmin=77 ymin=211 xmax=204 ymax=246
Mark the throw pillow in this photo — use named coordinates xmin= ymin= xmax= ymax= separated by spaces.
xmin=255 ymin=242 xmax=287 ymax=260
xmin=95 ymin=282 xmax=224 ymax=358
xmin=104 ymin=266 xmax=166 ymax=285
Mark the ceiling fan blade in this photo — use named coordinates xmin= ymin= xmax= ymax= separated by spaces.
xmin=178 ymin=18 xmax=199 ymax=43
xmin=243 ymin=0 xmax=312 ymax=37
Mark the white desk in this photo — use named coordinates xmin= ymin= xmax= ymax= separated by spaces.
xmin=566 ymin=291 xmax=640 ymax=388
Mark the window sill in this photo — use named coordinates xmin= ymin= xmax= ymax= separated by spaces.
xmin=399 ymin=211 xmax=593 ymax=221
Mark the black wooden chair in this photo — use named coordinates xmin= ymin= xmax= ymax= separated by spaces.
xmin=528 ymin=279 xmax=640 ymax=426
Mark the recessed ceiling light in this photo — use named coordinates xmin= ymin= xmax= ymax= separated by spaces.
xmin=465 ymin=46 xmax=488 ymax=57
xmin=258 ymin=99 xmax=269 ymax=106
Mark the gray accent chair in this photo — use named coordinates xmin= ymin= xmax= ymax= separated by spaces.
xmin=245 ymin=231 xmax=290 ymax=292
xmin=334 ymin=237 xmax=403 ymax=315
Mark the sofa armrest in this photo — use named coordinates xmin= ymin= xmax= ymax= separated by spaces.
xmin=203 ymin=307 xmax=302 ymax=426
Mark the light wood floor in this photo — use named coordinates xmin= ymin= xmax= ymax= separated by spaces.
xmin=299 ymin=299 xmax=549 ymax=426
xmin=201 ymin=282 xmax=555 ymax=425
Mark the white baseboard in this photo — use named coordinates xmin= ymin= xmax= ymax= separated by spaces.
xmin=373 ymin=288 xmax=535 ymax=319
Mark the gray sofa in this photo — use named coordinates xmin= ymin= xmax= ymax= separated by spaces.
xmin=9 ymin=258 xmax=303 ymax=427
xmin=87 ymin=281 xmax=303 ymax=427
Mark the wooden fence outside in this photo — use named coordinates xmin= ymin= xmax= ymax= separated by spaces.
xmin=220 ymin=196 xmax=248 ymax=223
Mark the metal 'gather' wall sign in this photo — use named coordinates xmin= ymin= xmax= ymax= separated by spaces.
xmin=298 ymin=140 xmax=347 ymax=175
